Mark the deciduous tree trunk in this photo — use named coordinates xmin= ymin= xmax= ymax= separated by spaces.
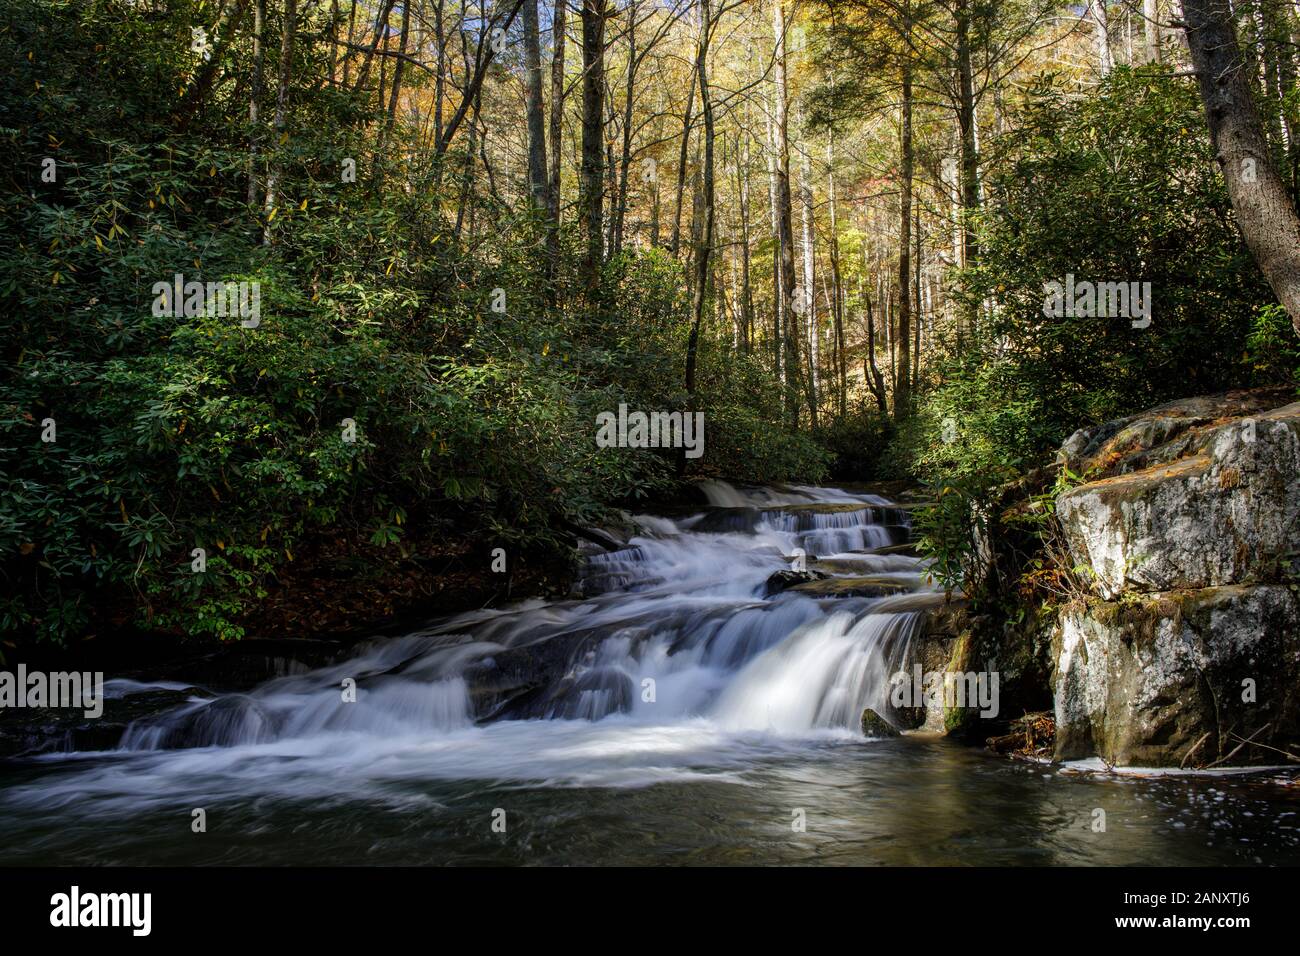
xmin=1091 ymin=0 xmax=1114 ymax=76
xmin=1144 ymin=0 xmax=1162 ymax=62
xmin=579 ymin=0 xmax=608 ymax=294
xmin=1183 ymin=0 xmax=1300 ymax=332
xmin=523 ymin=0 xmax=549 ymax=214
xmin=796 ymin=106 xmax=819 ymax=429
xmin=772 ymin=0 xmax=801 ymax=427
xmin=247 ymin=0 xmax=266 ymax=208
xmin=894 ymin=49 xmax=913 ymax=418
xmin=263 ymin=0 xmax=298 ymax=245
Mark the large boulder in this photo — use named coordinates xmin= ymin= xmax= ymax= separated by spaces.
xmin=1055 ymin=389 xmax=1300 ymax=598
xmin=1053 ymin=586 xmax=1300 ymax=766
xmin=1048 ymin=387 xmax=1300 ymax=767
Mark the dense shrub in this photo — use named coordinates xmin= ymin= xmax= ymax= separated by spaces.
xmin=0 ymin=0 xmax=820 ymax=644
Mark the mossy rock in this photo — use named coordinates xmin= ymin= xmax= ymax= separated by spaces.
xmin=861 ymin=708 xmax=901 ymax=738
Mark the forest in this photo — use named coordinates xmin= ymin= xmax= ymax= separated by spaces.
xmin=1 ymin=0 xmax=1298 ymax=648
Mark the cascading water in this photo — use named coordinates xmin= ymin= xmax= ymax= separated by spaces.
xmin=119 ymin=480 xmax=937 ymax=747
xmin=3 ymin=482 xmax=941 ymax=805
xmin=3 ymin=481 xmax=1295 ymax=866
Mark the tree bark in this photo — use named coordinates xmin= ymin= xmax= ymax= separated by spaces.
xmin=1144 ymin=0 xmax=1162 ymax=62
xmin=546 ymin=0 xmax=567 ymax=289
xmin=894 ymin=49 xmax=913 ymax=418
xmin=828 ymin=138 xmax=846 ymax=416
xmin=523 ymin=0 xmax=550 ymax=213
xmin=685 ymin=0 xmax=715 ymax=407
xmin=1091 ymin=0 xmax=1114 ymax=76
xmin=796 ymin=106 xmax=819 ymax=428
xmin=669 ymin=66 xmax=697 ymax=255
xmin=263 ymin=0 xmax=298 ymax=245
xmin=247 ymin=0 xmax=266 ymax=208
xmin=377 ymin=0 xmax=412 ymax=168
xmin=738 ymin=131 xmax=755 ymax=351
xmin=955 ymin=0 xmax=980 ymax=267
xmin=765 ymin=96 xmax=784 ymax=383
xmin=1183 ymin=0 xmax=1300 ymax=332
xmin=772 ymin=0 xmax=801 ymax=427
xmin=579 ymin=0 xmax=608 ymax=294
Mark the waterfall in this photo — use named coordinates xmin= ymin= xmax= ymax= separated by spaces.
xmin=111 ymin=481 xmax=934 ymax=751
xmin=3 ymin=481 xmax=940 ymax=810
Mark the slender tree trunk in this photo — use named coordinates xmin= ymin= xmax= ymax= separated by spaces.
xmin=1091 ymin=0 xmax=1114 ymax=76
xmin=546 ymin=0 xmax=567 ymax=291
xmin=548 ymin=0 xmax=567 ymax=218
xmin=885 ymin=283 xmax=897 ymax=399
xmin=955 ymin=0 xmax=980 ymax=268
xmin=612 ymin=2 xmax=638 ymax=254
xmin=913 ymin=206 xmax=922 ymax=391
xmin=436 ymin=0 xmax=527 ymax=160
xmin=828 ymin=139 xmax=846 ymax=417
xmin=351 ymin=0 xmax=398 ymax=94
xmin=377 ymin=0 xmax=412 ymax=170
xmin=433 ymin=0 xmax=446 ymax=149
xmin=343 ymin=0 xmax=357 ymax=87
xmin=263 ymin=0 xmax=298 ymax=245
xmin=579 ymin=0 xmax=608 ymax=294
xmin=862 ymin=283 xmax=888 ymax=415
xmin=1261 ymin=0 xmax=1299 ymax=194
xmin=1184 ymin=0 xmax=1300 ymax=331
xmin=523 ymin=0 xmax=550 ymax=214
xmin=247 ymin=0 xmax=266 ymax=208
xmin=670 ymin=67 xmax=697 ymax=255
xmin=329 ymin=0 xmax=340 ymax=83
xmin=772 ymin=0 xmax=800 ymax=427
xmin=796 ymin=106 xmax=819 ymax=428
xmin=683 ymin=0 xmax=715 ymax=474
xmin=894 ymin=49 xmax=913 ymax=418
xmin=765 ymin=100 xmax=784 ymax=383
xmin=738 ymin=131 xmax=755 ymax=351
xmin=1144 ymin=0 xmax=1162 ymax=61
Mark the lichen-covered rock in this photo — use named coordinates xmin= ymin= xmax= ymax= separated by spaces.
xmin=1046 ymin=387 xmax=1300 ymax=767
xmin=1055 ymin=390 xmax=1300 ymax=598
xmin=1052 ymin=585 xmax=1300 ymax=767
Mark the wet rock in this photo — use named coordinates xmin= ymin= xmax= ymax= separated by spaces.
xmin=1052 ymin=586 xmax=1300 ymax=767
xmin=860 ymin=708 xmax=900 ymax=737
xmin=0 ymin=688 xmax=203 ymax=757
xmin=1046 ymin=387 xmax=1300 ymax=767
xmin=161 ymin=638 xmax=351 ymax=692
xmin=787 ymin=575 xmax=912 ymax=599
xmin=763 ymin=569 xmax=827 ymax=595
xmin=1055 ymin=389 xmax=1300 ymax=597
xmin=690 ymin=506 xmax=763 ymax=534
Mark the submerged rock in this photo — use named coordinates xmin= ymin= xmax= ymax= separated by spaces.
xmin=787 ymin=575 xmax=912 ymax=598
xmin=860 ymin=708 xmax=900 ymax=737
xmin=0 ymin=688 xmax=204 ymax=757
xmin=763 ymin=569 xmax=827 ymax=595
